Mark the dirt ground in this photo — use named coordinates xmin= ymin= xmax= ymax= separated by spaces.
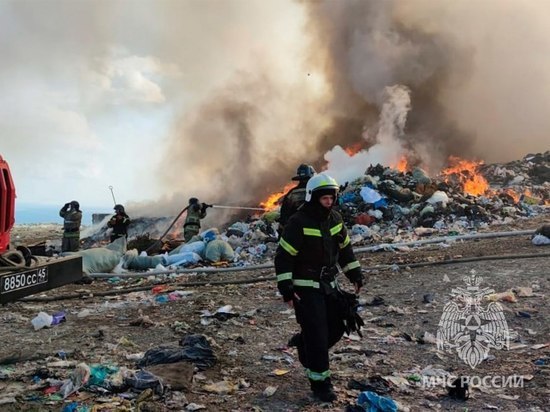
xmin=1 ymin=219 xmax=549 ymax=412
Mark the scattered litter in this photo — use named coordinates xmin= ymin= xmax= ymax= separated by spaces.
xmin=263 ymin=385 xmax=278 ymax=397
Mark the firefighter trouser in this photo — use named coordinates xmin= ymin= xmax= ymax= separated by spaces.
xmin=62 ymin=236 xmax=80 ymax=252
xmin=110 ymin=233 xmax=127 ymax=243
xmin=184 ymin=224 xmax=200 ymax=242
xmin=293 ymin=288 xmax=345 ymax=389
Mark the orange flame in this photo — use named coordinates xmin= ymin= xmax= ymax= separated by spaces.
xmin=502 ymin=188 xmax=520 ymax=203
xmin=344 ymin=142 xmax=364 ymax=156
xmin=260 ymin=182 xmax=296 ymax=211
xmin=441 ymin=156 xmax=489 ymax=196
xmin=395 ymin=156 xmax=408 ymax=173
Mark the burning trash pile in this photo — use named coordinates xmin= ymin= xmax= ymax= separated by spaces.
xmin=330 ymin=152 xmax=549 ymax=244
xmin=77 ymin=152 xmax=549 ymax=274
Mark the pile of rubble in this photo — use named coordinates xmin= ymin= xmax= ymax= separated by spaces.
xmin=75 ymin=152 xmax=549 ymax=272
xmin=334 ymin=151 xmax=549 ymax=242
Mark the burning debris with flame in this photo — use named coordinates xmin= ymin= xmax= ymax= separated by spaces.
xmin=79 ymin=152 xmax=548 ymax=264
xmin=257 ymin=151 xmax=549 ymax=246
xmin=441 ymin=156 xmax=490 ymax=196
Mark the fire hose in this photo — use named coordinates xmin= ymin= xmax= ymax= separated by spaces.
xmin=17 ymin=228 xmax=543 ymax=301
xmin=211 ymin=205 xmax=266 ymax=212
xmin=0 ymin=247 xmax=37 ymax=272
xmin=144 ymin=205 xmax=190 ymax=253
xmin=98 ymin=228 xmax=538 ymax=278
xmin=21 ymin=251 xmax=550 ymax=302
xmin=144 ymin=204 xmax=266 ymax=253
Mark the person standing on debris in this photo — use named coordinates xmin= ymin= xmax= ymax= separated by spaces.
xmin=184 ymin=198 xmax=211 ymax=242
xmin=107 ymin=204 xmax=131 ymax=243
xmin=59 ymin=200 xmax=82 ymax=252
xmin=279 ymin=164 xmax=316 ymax=231
xmin=275 ymin=173 xmax=363 ymax=403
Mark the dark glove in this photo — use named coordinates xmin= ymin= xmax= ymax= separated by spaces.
xmin=337 ymin=290 xmax=365 ymax=337
xmin=64 ymin=203 xmax=70 ymax=208
xmin=346 ymin=267 xmax=363 ymax=289
xmin=278 ymin=281 xmax=295 ymax=302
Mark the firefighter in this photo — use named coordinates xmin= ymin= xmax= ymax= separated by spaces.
xmin=279 ymin=164 xmax=316 ymax=231
xmin=59 ymin=200 xmax=82 ymax=252
xmin=275 ymin=173 xmax=363 ymax=402
xmin=184 ymin=198 xmax=211 ymax=242
xmin=107 ymin=204 xmax=130 ymax=243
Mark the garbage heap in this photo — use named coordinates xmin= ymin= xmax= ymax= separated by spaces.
xmin=214 ymin=152 xmax=549 ymax=264
xmin=79 ymin=152 xmax=549 ymax=270
xmin=333 ymin=152 xmax=549 ymax=241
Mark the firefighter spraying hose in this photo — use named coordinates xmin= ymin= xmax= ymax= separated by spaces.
xmin=145 ymin=202 xmax=267 ymax=252
xmin=210 ymin=204 xmax=266 ymax=211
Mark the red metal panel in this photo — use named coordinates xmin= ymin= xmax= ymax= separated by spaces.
xmin=0 ymin=156 xmax=16 ymax=253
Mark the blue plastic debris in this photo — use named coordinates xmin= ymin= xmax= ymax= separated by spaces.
xmin=357 ymin=390 xmax=398 ymax=412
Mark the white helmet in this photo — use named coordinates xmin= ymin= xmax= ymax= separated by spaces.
xmin=305 ymin=173 xmax=339 ymax=202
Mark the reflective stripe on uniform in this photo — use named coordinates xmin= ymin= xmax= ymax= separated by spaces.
xmin=306 ymin=368 xmax=331 ymax=381
xmin=330 ymin=223 xmax=343 ymax=235
xmin=279 ymin=238 xmax=298 ymax=256
xmin=293 ymin=279 xmax=337 ymax=289
xmin=339 ymin=234 xmax=350 ymax=248
xmin=303 ymin=227 xmax=322 ymax=237
xmin=342 ymin=260 xmax=360 ymax=272
xmin=293 ymin=279 xmax=320 ymax=288
xmin=277 ymin=272 xmax=292 ymax=282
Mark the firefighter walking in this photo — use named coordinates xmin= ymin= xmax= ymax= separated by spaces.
xmin=275 ymin=173 xmax=363 ymax=402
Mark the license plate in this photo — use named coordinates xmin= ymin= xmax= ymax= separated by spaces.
xmin=1 ymin=267 xmax=49 ymax=294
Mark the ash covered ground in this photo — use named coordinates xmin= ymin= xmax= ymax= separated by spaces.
xmin=1 ymin=216 xmax=549 ymax=412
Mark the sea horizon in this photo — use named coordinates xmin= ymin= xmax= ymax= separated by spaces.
xmin=15 ymin=203 xmax=114 ymax=226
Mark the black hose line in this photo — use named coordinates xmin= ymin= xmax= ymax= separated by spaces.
xmin=144 ymin=205 xmax=190 ymax=253
xmin=19 ymin=252 xmax=550 ymax=302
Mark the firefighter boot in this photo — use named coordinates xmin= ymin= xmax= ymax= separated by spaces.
xmin=310 ymin=378 xmax=337 ymax=403
xmin=287 ymin=332 xmax=301 ymax=347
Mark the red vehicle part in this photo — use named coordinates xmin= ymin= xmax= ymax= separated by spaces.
xmin=0 ymin=155 xmax=83 ymax=303
xmin=0 ymin=155 xmax=16 ymax=253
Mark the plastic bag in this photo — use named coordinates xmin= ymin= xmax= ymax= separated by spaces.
xmin=31 ymin=312 xmax=53 ymax=330
xmin=204 ymin=239 xmax=235 ymax=262
xmin=78 ymin=248 xmax=123 ymax=275
xmin=138 ymin=334 xmax=216 ymax=370
xmin=360 ymin=186 xmax=382 ymax=204
xmin=126 ymin=255 xmax=163 ymax=270
xmin=163 ymin=252 xmax=202 ymax=267
xmin=168 ymin=241 xmax=206 ymax=256
xmin=357 ymin=390 xmax=398 ymax=412
xmin=125 ymin=370 xmax=163 ymax=394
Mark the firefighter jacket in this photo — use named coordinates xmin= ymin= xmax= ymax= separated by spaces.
xmin=59 ymin=207 xmax=82 ymax=238
xmin=275 ymin=202 xmax=362 ymax=300
xmin=279 ymin=181 xmax=307 ymax=226
xmin=184 ymin=203 xmax=207 ymax=229
xmin=108 ymin=212 xmax=131 ymax=237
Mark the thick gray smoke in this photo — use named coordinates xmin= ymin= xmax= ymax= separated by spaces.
xmin=162 ymin=0 xmax=550 ymax=211
xmin=2 ymin=0 xmax=549 ymax=218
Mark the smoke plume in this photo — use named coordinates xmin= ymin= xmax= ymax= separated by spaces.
xmin=161 ymin=0 xmax=550 ymax=212
xmin=2 ymin=0 xmax=550 ymax=217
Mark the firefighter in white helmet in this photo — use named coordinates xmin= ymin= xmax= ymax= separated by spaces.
xmin=274 ymin=172 xmax=364 ymax=403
